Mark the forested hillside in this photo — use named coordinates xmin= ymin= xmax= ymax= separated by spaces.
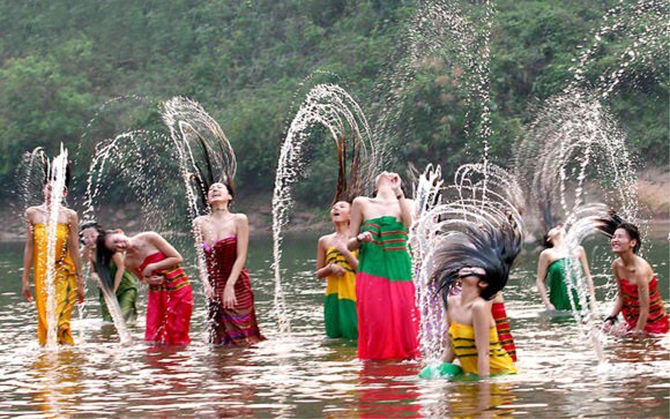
xmin=0 ymin=0 xmax=667 ymax=205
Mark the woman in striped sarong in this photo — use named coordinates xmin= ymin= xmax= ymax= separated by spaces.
xmin=347 ymin=171 xmax=420 ymax=360
xmin=420 ymin=221 xmax=521 ymax=379
xmin=316 ymin=201 xmax=358 ymax=339
xmin=193 ymin=181 xmax=265 ymax=346
xmin=598 ymin=218 xmax=668 ymax=335
xmin=97 ymin=230 xmax=193 ymax=345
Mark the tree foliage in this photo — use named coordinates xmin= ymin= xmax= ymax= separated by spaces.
xmin=0 ymin=0 xmax=666 ymax=205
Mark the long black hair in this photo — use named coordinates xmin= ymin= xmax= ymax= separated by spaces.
xmin=432 ymin=220 xmax=523 ymax=306
xmin=94 ymin=228 xmax=118 ymax=290
xmin=595 ymin=211 xmax=641 ymax=254
xmin=190 ymin=132 xmax=235 ymax=212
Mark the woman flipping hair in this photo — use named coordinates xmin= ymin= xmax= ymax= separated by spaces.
xmin=80 ymin=222 xmax=138 ymax=323
xmin=536 ymin=223 xmax=596 ymax=312
xmin=429 ymin=221 xmax=522 ymax=378
xmin=191 ymin=144 xmax=264 ymax=346
xmin=97 ymin=229 xmax=193 ymax=344
xmin=597 ymin=214 xmax=668 ymax=335
xmin=21 ymin=161 xmax=85 ymax=345
xmin=316 ymin=200 xmax=359 ymax=339
xmin=347 ymin=171 xmax=420 ymax=360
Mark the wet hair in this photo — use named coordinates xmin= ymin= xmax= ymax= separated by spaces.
xmin=333 ymin=133 xmax=363 ymax=204
xmin=432 ymin=221 xmax=522 ymax=306
xmin=542 ymin=231 xmax=553 ymax=248
xmin=595 ymin=211 xmax=641 ymax=253
xmin=191 ymin=133 xmax=235 ymax=211
xmin=94 ymin=229 xmax=118 ymax=290
xmin=43 ymin=159 xmax=72 ymax=191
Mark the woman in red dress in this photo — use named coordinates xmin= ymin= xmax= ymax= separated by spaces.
xmin=599 ymin=219 xmax=668 ymax=335
xmin=193 ymin=180 xmax=265 ymax=346
xmin=97 ymin=230 xmax=193 ymax=344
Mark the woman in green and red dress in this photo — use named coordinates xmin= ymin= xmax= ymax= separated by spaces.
xmin=347 ymin=171 xmax=420 ymax=360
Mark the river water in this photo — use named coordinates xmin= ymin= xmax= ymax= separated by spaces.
xmin=0 ymin=232 xmax=668 ymax=417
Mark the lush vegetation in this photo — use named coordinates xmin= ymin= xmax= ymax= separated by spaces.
xmin=1 ymin=0 xmax=667 ymax=207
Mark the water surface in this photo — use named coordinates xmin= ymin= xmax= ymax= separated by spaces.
xmin=0 ymin=233 xmax=668 ymax=417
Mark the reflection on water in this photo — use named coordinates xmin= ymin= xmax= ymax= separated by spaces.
xmin=0 ymin=234 xmax=668 ymax=417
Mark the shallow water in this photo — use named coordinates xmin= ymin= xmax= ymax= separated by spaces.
xmin=0 ymin=233 xmax=668 ymax=417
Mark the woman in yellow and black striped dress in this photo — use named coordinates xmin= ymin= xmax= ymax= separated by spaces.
xmin=316 ymin=201 xmax=358 ymax=339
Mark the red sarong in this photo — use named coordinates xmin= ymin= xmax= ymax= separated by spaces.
xmin=492 ymin=301 xmax=517 ymax=362
xmin=139 ymin=252 xmax=193 ymax=345
xmin=204 ymin=236 xmax=264 ymax=346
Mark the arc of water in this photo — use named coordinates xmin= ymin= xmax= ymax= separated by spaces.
xmin=162 ymin=97 xmax=238 ymax=340
xmin=271 ymin=84 xmax=377 ymax=336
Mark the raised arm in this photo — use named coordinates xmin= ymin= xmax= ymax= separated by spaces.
xmin=21 ymin=212 xmax=35 ymax=303
xmin=536 ymin=252 xmax=554 ymax=310
xmin=347 ymin=197 xmax=371 ymax=251
xmin=222 ymin=214 xmax=250 ymax=309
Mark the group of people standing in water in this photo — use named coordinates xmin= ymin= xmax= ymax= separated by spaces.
xmin=21 ymin=159 xmax=668 ymax=380
xmin=22 ymin=165 xmax=264 ymax=348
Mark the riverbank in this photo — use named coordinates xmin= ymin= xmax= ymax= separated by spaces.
xmin=2 ymin=167 xmax=668 ymax=241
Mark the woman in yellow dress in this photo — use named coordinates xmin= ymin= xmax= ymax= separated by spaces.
xmin=21 ymin=174 xmax=84 ymax=346
xmin=316 ymin=200 xmax=358 ymax=339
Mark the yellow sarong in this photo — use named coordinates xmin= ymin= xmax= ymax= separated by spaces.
xmin=33 ymin=223 xmax=77 ymax=346
xmin=449 ymin=322 xmax=517 ymax=376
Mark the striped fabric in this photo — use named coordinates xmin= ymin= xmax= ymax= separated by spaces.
xmin=492 ymin=301 xmax=517 ymax=362
xmin=139 ymin=252 xmax=193 ymax=345
xmin=448 ymin=322 xmax=517 ymax=375
xmin=356 ymin=216 xmax=420 ymax=360
xmin=204 ymin=236 xmax=265 ymax=346
xmin=324 ymin=247 xmax=358 ymax=339
xmin=619 ymin=276 xmax=668 ymax=334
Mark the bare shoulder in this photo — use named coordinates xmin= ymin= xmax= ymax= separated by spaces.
xmin=538 ymin=248 xmax=552 ymax=262
xmin=472 ymin=298 xmax=491 ymax=313
xmin=65 ymin=208 xmax=79 ymax=220
xmin=318 ymin=232 xmax=336 ymax=248
xmin=192 ymin=215 xmax=206 ymax=226
xmin=234 ymin=213 xmax=248 ymax=224
xmin=637 ymin=256 xmax=654 ymax=277
xmin=574 ymin=245 xmax=586 ymax=257
xmin=352 ymin=196 xmax=370 ymax=207
xmin=138 ymin=231 xmax=161 ymax=243
xmin=25 ymin=206 xmax=40 ymax=221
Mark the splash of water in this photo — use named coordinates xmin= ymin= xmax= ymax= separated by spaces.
xmin=162 ymin=96 xmax=238 ymax=339
xmin=560 ymin=203 xmax=619 ymax=364
xmin=271 ymin=83 xmax=377 ymax=335
xmin=412 ymin=163 xmax=525 ymax=363
xmin=514 ymin=87 xmax=639 ymax=233
xmin=569 ymin=0 xmax=668 ymax=100
xmin=375 ymin=0 xmax=496 ymax=170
